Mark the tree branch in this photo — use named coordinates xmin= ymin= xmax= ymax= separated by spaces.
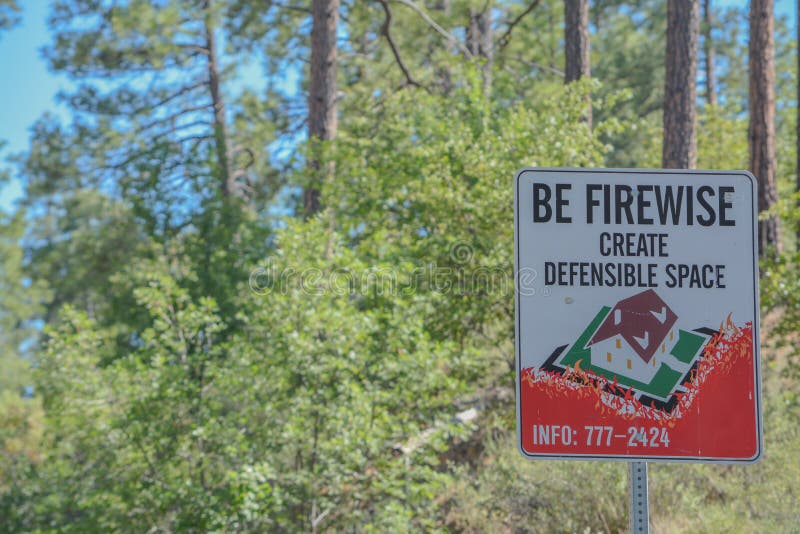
xmin=135 ymin=105 xmax=213 ymax=133
xmin=232 ymin=145 xmax=256 ymax=171
xmin=175 ymin=42 xmax=210 ymax=55
xmin=133 ymin=82 xmax=206 ymax=115
xmin=496 ymin=0 xmax=543 ymax=51
xmin=392 ymin=0 xmax=472 ymax=57
xmin=508 ymin=55 xmax=565 ymax=77
xmin=275 ymin=2 xmax=311 ymax=13
xmin=377 ymin=0 xmax=425 ymax=90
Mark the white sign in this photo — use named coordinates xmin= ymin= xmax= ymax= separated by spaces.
xmin=514 ymin=168 xmax=761 ymax=462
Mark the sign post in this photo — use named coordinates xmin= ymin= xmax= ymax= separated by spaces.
xmin=514 ymin=168 xmax=762 ymax=530
xmin=628 ymin=461 xmax=649 ymax=533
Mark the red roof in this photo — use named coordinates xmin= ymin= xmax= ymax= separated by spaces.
xmin=587 ymin=289 xmax=677 ymax=363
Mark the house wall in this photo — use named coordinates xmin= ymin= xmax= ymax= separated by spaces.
xmin=589 ymin=336 xmax=661 ymax=383
xmin=662 ymin=327 xmax=678 ymax=355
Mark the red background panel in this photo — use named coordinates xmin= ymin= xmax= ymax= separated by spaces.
xmin=519 ymin=334 xmax=759 ymax=460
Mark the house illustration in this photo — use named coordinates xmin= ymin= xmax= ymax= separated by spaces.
xmin=587 ymin=289 xmax=678 ymax=384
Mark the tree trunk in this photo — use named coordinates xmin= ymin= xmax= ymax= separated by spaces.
xmin=564 ymin=0 xmax=590 ymax=83
xmin=306 ymin=0 xmax=339 ymax=216
xmin=467 ymin=7 xmax=493 ymax=95
xmin=703 ymin=0 xmax=717 ymax=106
xmin=749 ymin=0 xmax=781 ymax=255
xmin=204 ymin=5 xmax=233 ymax=196
xmin=662 ymin=0 xmax=698 ymax=169
xmin=564 ymin=0 xmax=591 ymax=128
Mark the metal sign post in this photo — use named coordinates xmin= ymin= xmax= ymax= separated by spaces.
xmin=628 ymin=461 xmax=649 ymax=533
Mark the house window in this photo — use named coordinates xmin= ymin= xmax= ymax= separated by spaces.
xmin=661 ymin=343 xmax=665 ymax=353
xmin=607 ymin=352 xmax=612 ymax=362
xmin=626 ymin=359 xmax=632 ymax=369
xmin=652 ymin=358 xmax=657 ymax=367
xmin=616 ymin=338 xmax=621 ymax=349
xmin=670 ymin=330 xmax=674 ymax=341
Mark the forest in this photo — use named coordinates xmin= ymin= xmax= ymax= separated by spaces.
xmin=0 ymin=0 xmax=799 ymax=532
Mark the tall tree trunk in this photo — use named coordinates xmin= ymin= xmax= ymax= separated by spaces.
xmin=306 ymin=0 xmax=339 ymax=216
xmin=204 ymin=5 xmax=233 ymax=196
xmin=750 ymin=0 xmax=781 ymax=255
xmin=564 ymin=0 xmax=591 ymax=128
xmin=662 ymin=0 xmax=698 ymax=169
xmin=703 ymin=0 xmax=717 ymax=106
xmin=467 ymin=7 xmax=493 ymax=95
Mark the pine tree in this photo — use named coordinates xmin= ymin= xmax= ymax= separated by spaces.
xmin=662 ymin=0 xmax=699 ymax=169
xmin=702 ymin=0 xmax=717 ymax=105
xmin=749 ymin=0 xmax=781 ymax=255
xmin=306 ymin=0 xmax=339 ymax=216
xmin=21 ymin=1 xmax=289 ymax=327
xmin=41 ymin=0 xmax=250 ymax=203
xmin=564 ymin=0 xmax=591 ymax=126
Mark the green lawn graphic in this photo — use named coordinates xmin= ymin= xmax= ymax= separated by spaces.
xmin=671 ymin=329 xmax=706 ymax=363
xmin=556 ymin=306 xmax=707 ymax=399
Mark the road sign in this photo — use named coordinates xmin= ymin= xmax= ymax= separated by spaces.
xmin=514 ymin=168 xmax=762 ymax=462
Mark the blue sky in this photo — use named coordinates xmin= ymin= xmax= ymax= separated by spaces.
xmin=0 ymin=1 xmax=796 ymax=213
xmin=0 ymin=2 xmax=70 ymax=211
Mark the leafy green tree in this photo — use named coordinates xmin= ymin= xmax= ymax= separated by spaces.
xmin=0 ymin=210 xmax=48 ymax=521
xmin=19 ymin=1 xmax=293 ymax=351
xmin=4 ymin=78 xmax=616 ymax=531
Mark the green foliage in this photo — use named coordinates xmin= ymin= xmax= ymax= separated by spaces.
xmin=0 ymin=211 xmax=47 ymax=510
xmin=444 ymin=438 xmax=629 ymax=533
xmin=1 ymin=77 xmax=623 ymax=530
xmin=697 ymin=105 xmax=749 ymax=170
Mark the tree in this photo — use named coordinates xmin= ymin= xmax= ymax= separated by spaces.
xmin=564 ymin=0 xmax=590 ymax=83
xmin=42 ymin=1 xmax=244 ymax=202
xmin=204 ymin=0 xmax=234 ymax=196
xmin=0 ymin=210 xmax=47 ymax=525
xmin=662 ymin=0 xmax=699 ymax=169
xmin=749 ymin=0 xmax=781 ymax=255
xmin=564 ymin=0 xmax=591 ymax=126
xmin=19 ymin=0 xmax=290 ymax=343
xmin=702 ymin=0 xmax=717 ymax=105
xmin=590 ymin=0 xmax=666 ymax=167
xmin=305 ymin=0 xmax=339 ymax=216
